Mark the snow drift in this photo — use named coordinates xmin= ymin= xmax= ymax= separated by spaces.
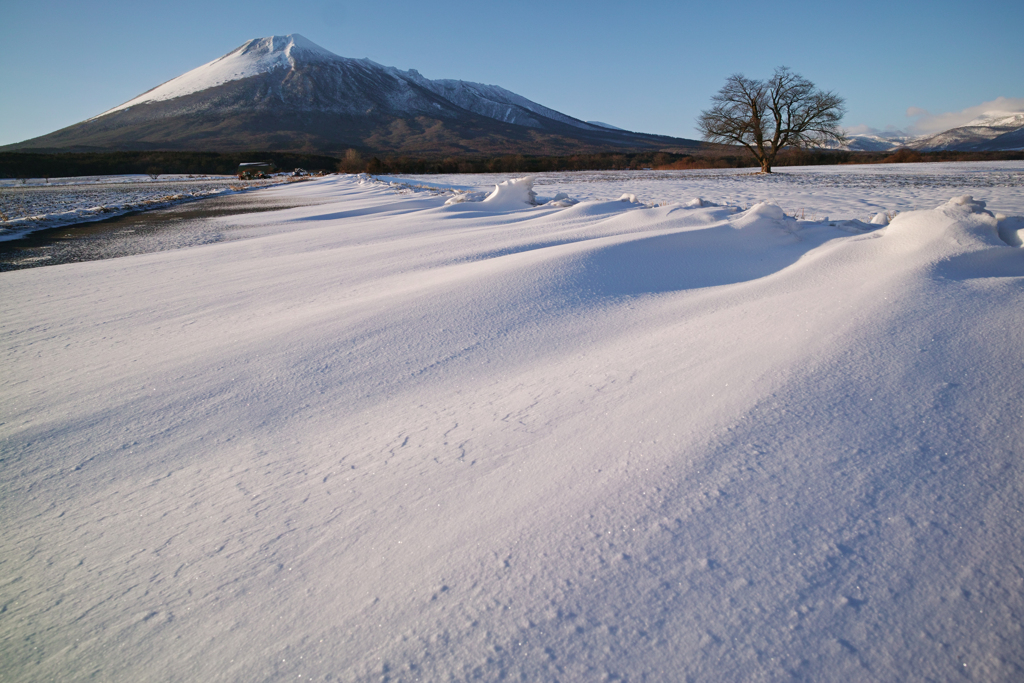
xmin=481 ymin=175 xmax=538 ymax=208
xmin=1 ymin=174 xmax=1022 ymax=682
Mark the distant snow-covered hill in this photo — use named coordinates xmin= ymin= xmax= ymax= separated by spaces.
xmin=843 ymin=112 xmax=1024 ymax=153
xmin=842 ymin=133 xmax=916 ymax=152
xmin=4 ymin=35 xmax=697 ymax=156
xmin=911 ymin=112 xmax=1024 ymax=151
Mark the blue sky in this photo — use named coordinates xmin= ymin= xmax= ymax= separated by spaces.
xmin=2 ymin=0 xmax=1022 ymax=147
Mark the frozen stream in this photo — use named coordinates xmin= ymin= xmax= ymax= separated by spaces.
xmin=0 ymin=174 xmax=295 ymax=242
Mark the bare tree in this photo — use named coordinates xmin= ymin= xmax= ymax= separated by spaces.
xmin=338 ymin=149 xmax=364 ymax=174
xmin=697 ymin=67 xmax=846 ymax=173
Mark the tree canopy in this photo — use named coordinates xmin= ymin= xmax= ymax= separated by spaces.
xmin=697 ymin=67 xmax=846 ymax=173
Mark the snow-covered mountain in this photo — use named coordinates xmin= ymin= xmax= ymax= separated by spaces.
xmin=97 ymin=35 xmax=601 ymax=132
xmin=587 ymin=120 xmax=627 ymax=131
xmin=911 ymin=111 xmax=1024 ymax=151
xmin=843 ymin=112 xmax=1024 ymax=152
xmin=398 ymin=71 xmax=600 ymax=132
xmin=842 ymin=132 xmax=916 ymax=152
xmin=96 ymin=35 xmax=342 ymax=117
xmin=5 ymin=34 xmax=696 ymax=156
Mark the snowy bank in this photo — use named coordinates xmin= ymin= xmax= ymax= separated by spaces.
xmin=0 ymin=176 xmax=287 ymax=242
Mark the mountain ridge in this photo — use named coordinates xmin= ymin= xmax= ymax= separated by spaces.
xmin=844 ymin=111 xmax=1024 ymax=152
xmin=5 ymin=34 xmax=699 ymax=157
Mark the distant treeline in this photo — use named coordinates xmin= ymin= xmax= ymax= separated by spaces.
xmin=3 ymin=148 xmax=1022 ymax=180
xmin=339 ymin=151 xmax=749 ymax=175
xmin=336 ymin=148 xmax=1024 ymax=174
xmin=0 ymin=151 xmax=341 ymax=179
xmin=654 ymin=148 xmax=1024 ymax=170
xmin=852 ymin=148 xmax=1024 ymax=164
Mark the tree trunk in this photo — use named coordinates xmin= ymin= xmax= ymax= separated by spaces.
xmin=761 ymin=159 xmax=772 ymax=173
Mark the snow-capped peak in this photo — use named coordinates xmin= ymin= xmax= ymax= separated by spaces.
xmin=96 ymin=34 xmax=335 ymax=118
xmin=962 ymin=111 xmax=1024 ymax=128
xmin=85 ymin=34 xmax=606 ymax=135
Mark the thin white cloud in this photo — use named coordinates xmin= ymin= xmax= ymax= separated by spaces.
xmin=905 ymin=97 xmax=1024 ymax=135
xmin=844 ymin=123 xmax=909 ymax=137
xmin=844 ymin=124 xmax=877 ymax=135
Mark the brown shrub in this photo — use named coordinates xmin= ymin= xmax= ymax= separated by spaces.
xmin=882 ymin=148 xmax=923 ymax=164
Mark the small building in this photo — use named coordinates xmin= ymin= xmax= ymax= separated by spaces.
xmin=237 ymin=162 xmax=276 ymax=179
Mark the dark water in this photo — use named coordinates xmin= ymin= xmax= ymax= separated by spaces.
xmin=0 ymin=191 xmax=317 ymax=272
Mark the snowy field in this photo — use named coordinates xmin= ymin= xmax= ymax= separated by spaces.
xmin=1 ymin=164 xmax=1023 ymax=682
xmin=384 ymin=160 xmax=1024 ymax=218
xmin=0 ymin=175 xmax=290 ymax=242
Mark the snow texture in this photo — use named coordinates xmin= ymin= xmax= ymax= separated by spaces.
xmin=385 ymin=161 xmax=1024 ymax=218
xmin=400 ymin=73 xmax=599 ymax=131
xmin=1 ymin=164 xmax=1023 ymax=682
xmin=480 ymin=175 xmax=537 ymax=208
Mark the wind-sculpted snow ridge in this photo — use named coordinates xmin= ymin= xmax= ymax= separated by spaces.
xmin=441 ymin=179 xmax=579 ymax=208
xmin=2 ymin=174 xmax=1023 ymax=682
xmin=480 ymin=175 xmax=538 ymax=208
xmin=395 ymin=161 xmax=1024 ymax=216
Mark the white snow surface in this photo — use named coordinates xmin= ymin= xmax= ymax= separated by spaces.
xmin=481 ymin=175 xmax=538 ymax=208
xmin=2 ymin=165 xmax=1024 ymax=681
xmin=383 ymin=161 xmax=1024 ymax=218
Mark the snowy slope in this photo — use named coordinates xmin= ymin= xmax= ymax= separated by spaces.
xmin=97 ymin=35 xmax=339 ymax=117
xmin=587 ymin=120 xmax=627 ymax=131
xmin=842 ymin=133 xmax=913 ymax=151
xmin=969 ymin=111 xmax=1024 ymax=128
xmin=1 ymin=167 xmax=1023 ymax=681
xmin=398 ymin=71 xmax=599 ymax=130
xmin=94 ymin=34 xmax=595 ymax=131
xmin=912 ymin=111 xmax=1024 ymax=151
xmin=5 ymin=34 xmax=696 ymax=155
xmin=841 ymin=112 xmax=1024 ymax=152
